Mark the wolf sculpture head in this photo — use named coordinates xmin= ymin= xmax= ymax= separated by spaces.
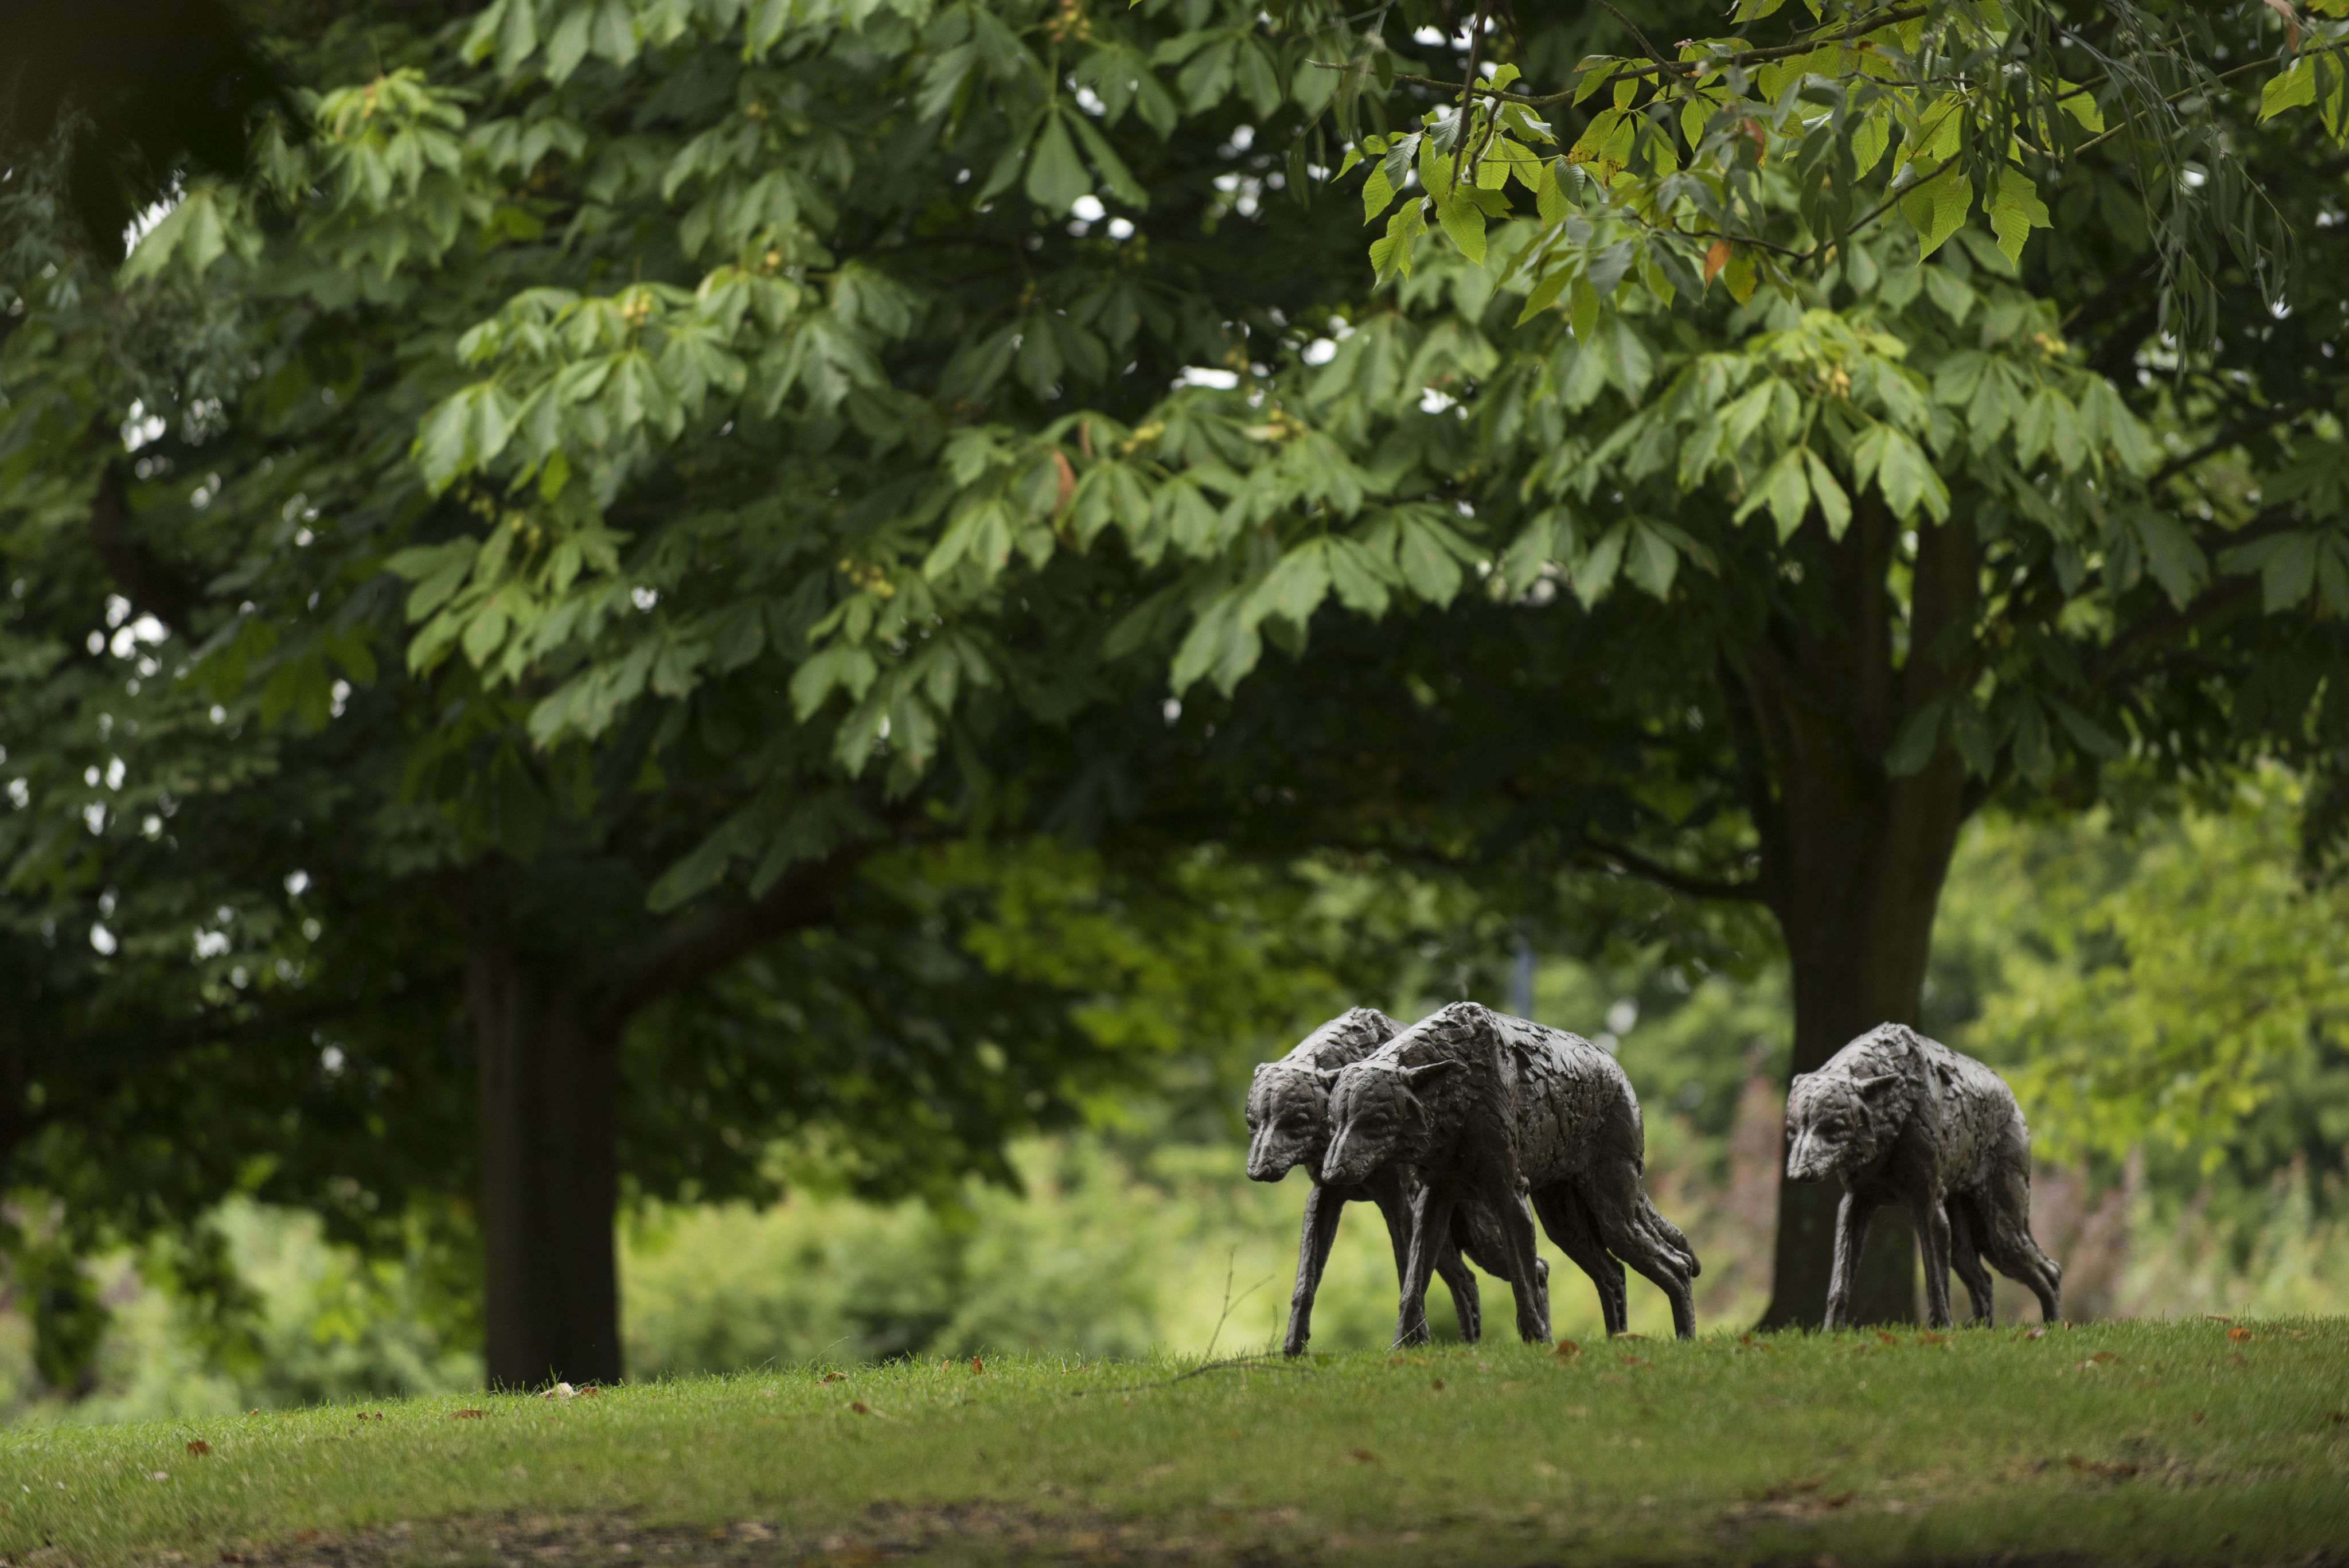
xmin=1783 ymin=1025 xmax=1922 ymax=1181
xmin=1243 ymin=1008 xmax=1396 ymax=1181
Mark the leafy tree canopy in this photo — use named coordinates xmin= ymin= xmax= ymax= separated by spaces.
xmin=5 ymin=0 xmax=2348 ymax=1356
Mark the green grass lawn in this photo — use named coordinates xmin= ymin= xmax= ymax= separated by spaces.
xmin=5 ymin=1320 xmax=2346 ymax=1566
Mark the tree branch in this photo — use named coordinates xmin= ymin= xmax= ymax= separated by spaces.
xmin=1303 ymin=3 xmax=1934 ymax=106
xmin=2067 ymin=57 xmax=2274 ymax=158
xmin=1577 ymin=836 xmax=1770 ymax=903
xmin=1594 ymin=0 xmax=1675 ymax=73
xmin=1453 ymin=0 xmax=1496 ymax=185
xmin=594 ymin=846 xmax=871 ymax=1019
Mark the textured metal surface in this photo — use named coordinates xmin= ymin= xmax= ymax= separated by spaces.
xmin=1785 ymin=1023 xmax=2063 ymax=1329
xmin=1318 ymin=1003 xmax=1700 ymax=1343
xmin=1246 ymin=1009 xmax=1552 ymax=1356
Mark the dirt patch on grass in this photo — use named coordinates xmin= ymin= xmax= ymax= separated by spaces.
xmin=178 ymin=1510 xmax=2349 ymax=1568
xmin=196 ymin=1504 xmax=1305 ymax=1568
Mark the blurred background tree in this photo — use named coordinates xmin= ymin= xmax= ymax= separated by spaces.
xmin=3 ymin=0 xmax=2348 ymax=1407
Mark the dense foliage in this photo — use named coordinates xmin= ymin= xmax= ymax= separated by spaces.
xmin=5 ymin=0 xmax=2348 ymax=1376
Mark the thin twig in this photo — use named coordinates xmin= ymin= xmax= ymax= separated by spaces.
xmin=1454 ymin=0 xmax=1497 ymax=186
xmin=1303 ymin=3 xmax=1930 ymax=104
xmin=2069 ymin=57 xmax=2272 ymax=156
xmin=1201 ymin=1246 xmax=1272 ymax=1363
xmin=1069 ymin=1355 xmax=1318 ymax=1398
xmin=1596 ymin=0 xmax=1675 ymax=72
xmin=1304 ymin=60 xmax=1571 ymax=106
xmin=1817 ymin=154 xmax=1961 ymax=260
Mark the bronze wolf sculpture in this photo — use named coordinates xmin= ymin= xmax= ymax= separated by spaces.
xmin=1784 ymin=1022 xmax=2062 ymax=1328
xmin=1247 ymin=1008 xmax=1562 ymax=1355
xmin=1318 ymin=1003 xmax=1699 ymax=1343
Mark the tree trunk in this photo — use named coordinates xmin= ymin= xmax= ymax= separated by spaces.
xmin=1722 ymin=501 xmax=1982 ymax=1329
xmin=470 ymin=949 xmax=621 ymax=1388
xmin=1756 ymin=829 xmax=1957 ymax=1327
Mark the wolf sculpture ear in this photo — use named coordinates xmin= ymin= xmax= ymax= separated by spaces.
xmin=1314 ymin=1067 xmax=1344 ymax=1088
xmin=1878 ymin=1022 xmax=1925 ymax=1060
xmin=1848 ymin=1071 xmax=1903 ymax=1101
xmin=1399 ymin=1060 xmax=1461 ymax=1087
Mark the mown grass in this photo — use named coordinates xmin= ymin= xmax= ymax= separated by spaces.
xmin=4 ymin=1319 xmax=2346 ymax=1566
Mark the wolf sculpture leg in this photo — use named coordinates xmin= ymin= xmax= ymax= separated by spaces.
xmin=1976 ymin=1161 xmax=2063 ymax=1323
xmin=1824 ymin=1190 xmax=1879 ymax=1331
xmin=1370 ymin=1179 xmax=1483 ymax=1344
xmin=1946 ymin=1195 xmax=1997 ymax=1326
xmin=1491 ymin=1181 xmax=1551 ymax=1343
xmin=1912 ymin=1191 xmax=1956 ymax=1329
xmin=1528 ymin=1183 xmax=1626 ymax=1336
xmin=1578 ymin=1164 xmax=1697 ymax=1339
xmin=1450 ymin=1196 xmax=1554 ymax=1343
xmin=1394 ymin=1185 xmax=1459 ymax=1348
xmin=1282 ymin=1184 xmax=1351 ymax=1357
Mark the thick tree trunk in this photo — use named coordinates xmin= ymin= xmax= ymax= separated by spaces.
xmin=1721 ymin=501 xmax=1981 ymax=1329
xmin=470 ymin=949 xmax=621 ymax=1388
xmin=1756 ymin=826 xmax=1958 ymax=1327
xmin=456 ymin=858 xmax=857 ymax=1390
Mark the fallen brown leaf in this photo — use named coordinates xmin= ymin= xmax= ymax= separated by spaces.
xmin=1820 ymin=1491 xmax=1856 ymax=1510
xmin=2227 ymin=1327 xmax=2252 ymax=1343
xmin=1552 ymin=1339 xmax=1582 ymax=1362
xmin=2024 ymin=1328 xmax=2047 ymax=1340
xmin=1620 ymin=1356 xmax=1650 ymax=1368
xmin=186 ymin=1440 xmax=212 ymax=1456
xmin=1917 ymin=1332 xmax=1949 ymax=1345
xmin=2074 ymin=1352 xmax=2118 ymax=1371
xmin=2191 ymin=1411 xmax=2207 ymax=1425
xmin=2066 ymin=1454 xmax=2141 ymax=1479
xmin=1430 ymin=1378 xmax=1445 ymax=1391
xmin=1748 ymin=1475 xmax=1825 ymax=1503
xmin=1347 ymin=1448 xmax=1380 ymax=1465
xmin=1875 ymin=1331 xmax=1898 ymax=1345
xmin=451 ymin=1409 xmax=486 ymax=1420
xmin=848 ymin=1401 xmax=870 ymax=1415
xmin=821 ymin=1371 xmax=846 ymax=1383
xmin=969 ymin=1356 xmax=984 ymax=1374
